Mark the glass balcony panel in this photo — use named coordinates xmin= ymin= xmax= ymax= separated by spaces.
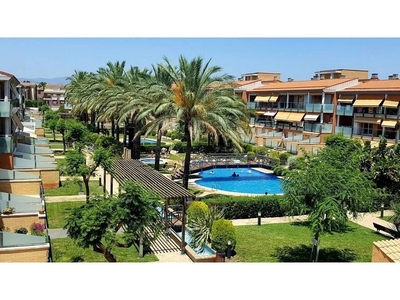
xmin=0 ymin=136 xmax=13 ymax=153
xmin=0 ymin=232 xmax=47 ymax=248
xmin=322 ymin=104 xmax=333 ymax=113
xmin=0 ymin=102 xmax=12 ymax=117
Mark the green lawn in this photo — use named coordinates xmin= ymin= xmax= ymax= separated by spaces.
xmin=46 ymin=201 xmax=85 ymax=228
xmin=50 ymin=237 xmax=158 ymax=262
xmin=45 ymin=180 xmax=105 ymax=197
xmin=230 ymin=221 xmax=389 ymax=262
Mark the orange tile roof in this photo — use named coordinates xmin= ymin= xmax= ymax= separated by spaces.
xmin=249 ymin=78 xmax=355 ymax=92
xmin=342 ymin=79 xmax=400 ymax=92
xmin=233 ymin=79 xmax=261 ymax=86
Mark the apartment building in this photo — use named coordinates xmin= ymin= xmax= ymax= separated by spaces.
xmin=1 ymin=70 xmax=54 ymax=262
xmin=243 ymin=69 xmax=400 ymax=155
xmin=43 ymin=83 xmax=66 ymax=110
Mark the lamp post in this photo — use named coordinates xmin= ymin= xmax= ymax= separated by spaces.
xmin=381 ymin=203 xmax=385 ymax=218
xmin=257 ymin=211 xmax=261 ymax=226
xmin=226 ymin=240 xmax=232 ymax=259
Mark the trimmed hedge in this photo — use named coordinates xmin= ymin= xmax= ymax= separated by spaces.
xmin=201 ymin=194 xmax=290 ymax=219
xmin=211 ymin=219 xmax=236 ymax=253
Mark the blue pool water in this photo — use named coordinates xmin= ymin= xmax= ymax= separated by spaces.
xmin=194 ymin=167 xmax=284 ymax=195
xmin=126 ymin=138 xmax=157 ymax=144
xmin=140 ymin=158 xmax=165 ymax=164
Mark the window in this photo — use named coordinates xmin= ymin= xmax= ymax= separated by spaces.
xmin=362 ymin=123 xmax=373 ymax=136
xmin=52 ymin=100 xmax=58 ymax=105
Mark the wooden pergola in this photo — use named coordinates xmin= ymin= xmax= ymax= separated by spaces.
xmin=107 ymin=159 xmax=195 ymax=254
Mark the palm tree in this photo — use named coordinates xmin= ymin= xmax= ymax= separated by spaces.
xmin=153 ymin=55 xmax=252 ymax=189
xmin=65 ymin=71 xmax=93 ymax=122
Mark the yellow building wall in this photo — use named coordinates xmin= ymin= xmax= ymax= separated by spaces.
xmin=0 ymin=246 xmax=49 ymax=262
xmin=0 ymin=181 xmax=41 ymax=195
xmin=0 ymin=214 xmax=45 ymax=233
xmin=20 ymin=169 xmax=60 ymax=189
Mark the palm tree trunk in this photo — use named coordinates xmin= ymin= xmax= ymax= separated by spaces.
xmin=183 ymin=125 xmax=192 ymax=189
xmin=116 ymin=124 xmax=120 ymax=144
xmin=154 ymin=124 xmax=162 ymax=171
xmin=62 ymin=133 xmax=66 ymax=154
xmin=111 ymin=118 xmax=115 ymax=138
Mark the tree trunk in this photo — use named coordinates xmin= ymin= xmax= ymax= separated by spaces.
xmin=116 ymin=124 xmax=120 ymax=144
xmin=123 ymin=122 xmax=127 ymax=148
xmin=154 ymin=124 xmax=162 ymax=171
xmin=111 ymin=118 xmax=115 ymax=138
xmin=139 ymin=234 xmax=144 ymax=258
xmin=52 ymin=130 xmax=56 ymax=142
xmin=94 ymin=243 xmax=117 ymax=262
xmin=183 ymin=125 xmax=192 ymax=189
xmin=84 ymin=177 xmax=90 ymax=202
xmin=62 ymin=133 xmax=66 ymax=154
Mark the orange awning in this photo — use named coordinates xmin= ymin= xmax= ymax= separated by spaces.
xmin=382 ymin=100 xmax=399 ymax=108
xmin=381 ymin=120 xmax=398 ymax=128
xmin=274 ymin=111 xmax=291 ymax=121
xmin=286 ymin=113 xmax=305 ymax=122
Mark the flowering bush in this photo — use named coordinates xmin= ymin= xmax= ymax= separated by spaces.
xmin=30 ymin=222 xmax=46 ymax=236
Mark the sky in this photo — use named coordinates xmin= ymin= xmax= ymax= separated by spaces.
xmin=2 ymin=1 xmax=400 ymax=83
xmin=2 ymin=37 xmax=400 ymax=82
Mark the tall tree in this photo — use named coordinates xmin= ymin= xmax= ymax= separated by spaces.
xmin=64 ymin=181 xmax=164 ymax=262
xmin=151 ymin=55 xmax=252 ymax=188
xmin=283 ymin=134 xmax=378 ymax=262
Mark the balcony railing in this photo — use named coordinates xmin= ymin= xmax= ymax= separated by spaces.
xmin=336 ymin=106 xmax=354 ymax=116
xmin=0 ymin=135 xmax=13 ymax=153
xmin=0 ymin=232 xmax=47 ymax=248
xmin=303 ymin=123 xmax=333 ymax=134
xmin=0 ymin=101 xmax=12 ymax=117
xmin=335 ymin=126 xmax=353 ymax=137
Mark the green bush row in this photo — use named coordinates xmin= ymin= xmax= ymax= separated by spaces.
xmin=200 ymin=194 xmax=292 ymax=219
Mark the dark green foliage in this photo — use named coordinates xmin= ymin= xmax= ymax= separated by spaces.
xmin=201 ymin=195 xmax=290 ymax=219
xmin=273 ymin=165 xmax=287 ymax=176
xmin=211 ymin=219 xmax=236 ymax=253
xmin=15 ymin=227 xmax=28 ymax=234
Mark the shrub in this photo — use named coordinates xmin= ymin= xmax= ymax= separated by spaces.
xmin=202 ymin=195 xmax=288 ymax=219
xmin=273 ymin=165 xmax=287 ymax=176
xmin=30 ymin=222 xmax=46 ymax=236
xmin=15 ymin=227 xmax=28 ymax=234
xmin=287 ymin=156 xmax=298 ymax=170
xmin=211 ymin=219 xmax=236 ymax=253
xmin=247 ymin=151 xmax=255 ymax=160
xmin=253 ymin=146 xmax=269 ymax=155
xmin=187 ymin=201 xmax=209 ymax=224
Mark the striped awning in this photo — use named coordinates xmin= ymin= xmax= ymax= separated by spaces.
xmin=382 ymin=100 xmax=399 ymax=108
xmin=255 ymin=95 xmax=279 ymax=102
xmin=286 ymin=113 xmax=305 ymax=122
xmin=338 ymin=95 xmax=355 ymax=103
xmin=353 ymin=95 xmax=384 ymax=107
xmin=354 ymin=117 xmax=382 ymax=124
xmin=254 ymin=96 xmax=270 ymax=102
xmin=381 ymin=120 xmax=398 ymax=128
xmin=303 ymin=114 xmax=320 ymax=121
xmin=268 ymin=95 xmax=279 ymax=103
xmin=274 ymin=111 xmax=291 ymax=121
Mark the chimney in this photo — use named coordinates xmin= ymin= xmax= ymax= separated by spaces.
xmin=371 ymin=73 xmax=379 ymax=79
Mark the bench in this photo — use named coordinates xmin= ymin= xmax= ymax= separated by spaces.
xmin=373 ymin=222 xmax=400 ymax=238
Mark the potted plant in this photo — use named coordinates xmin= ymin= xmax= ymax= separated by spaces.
xmin=30 ymin=222 xmax=46 ymax=236
xmin=38 ymin=206 xmax=45 ymax=214
xmin=2 ymin=207 xmax=15 ymax=215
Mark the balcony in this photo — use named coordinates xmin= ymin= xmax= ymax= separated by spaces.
xmin=336 ymin=106 xmax=354 ymax=116
xmin=303 ymin=123 xmax=333 ymax=134
xmin=335 ymin=126 xmax=353 ymax=137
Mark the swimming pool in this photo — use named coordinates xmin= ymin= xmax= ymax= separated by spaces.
xmin=140 ymin=158 xmax=165 ymax=164
xmin=194 ymin=167 xmax=284 ymax=195
xmin=126 ymin=138 xmax=157 ymax=144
